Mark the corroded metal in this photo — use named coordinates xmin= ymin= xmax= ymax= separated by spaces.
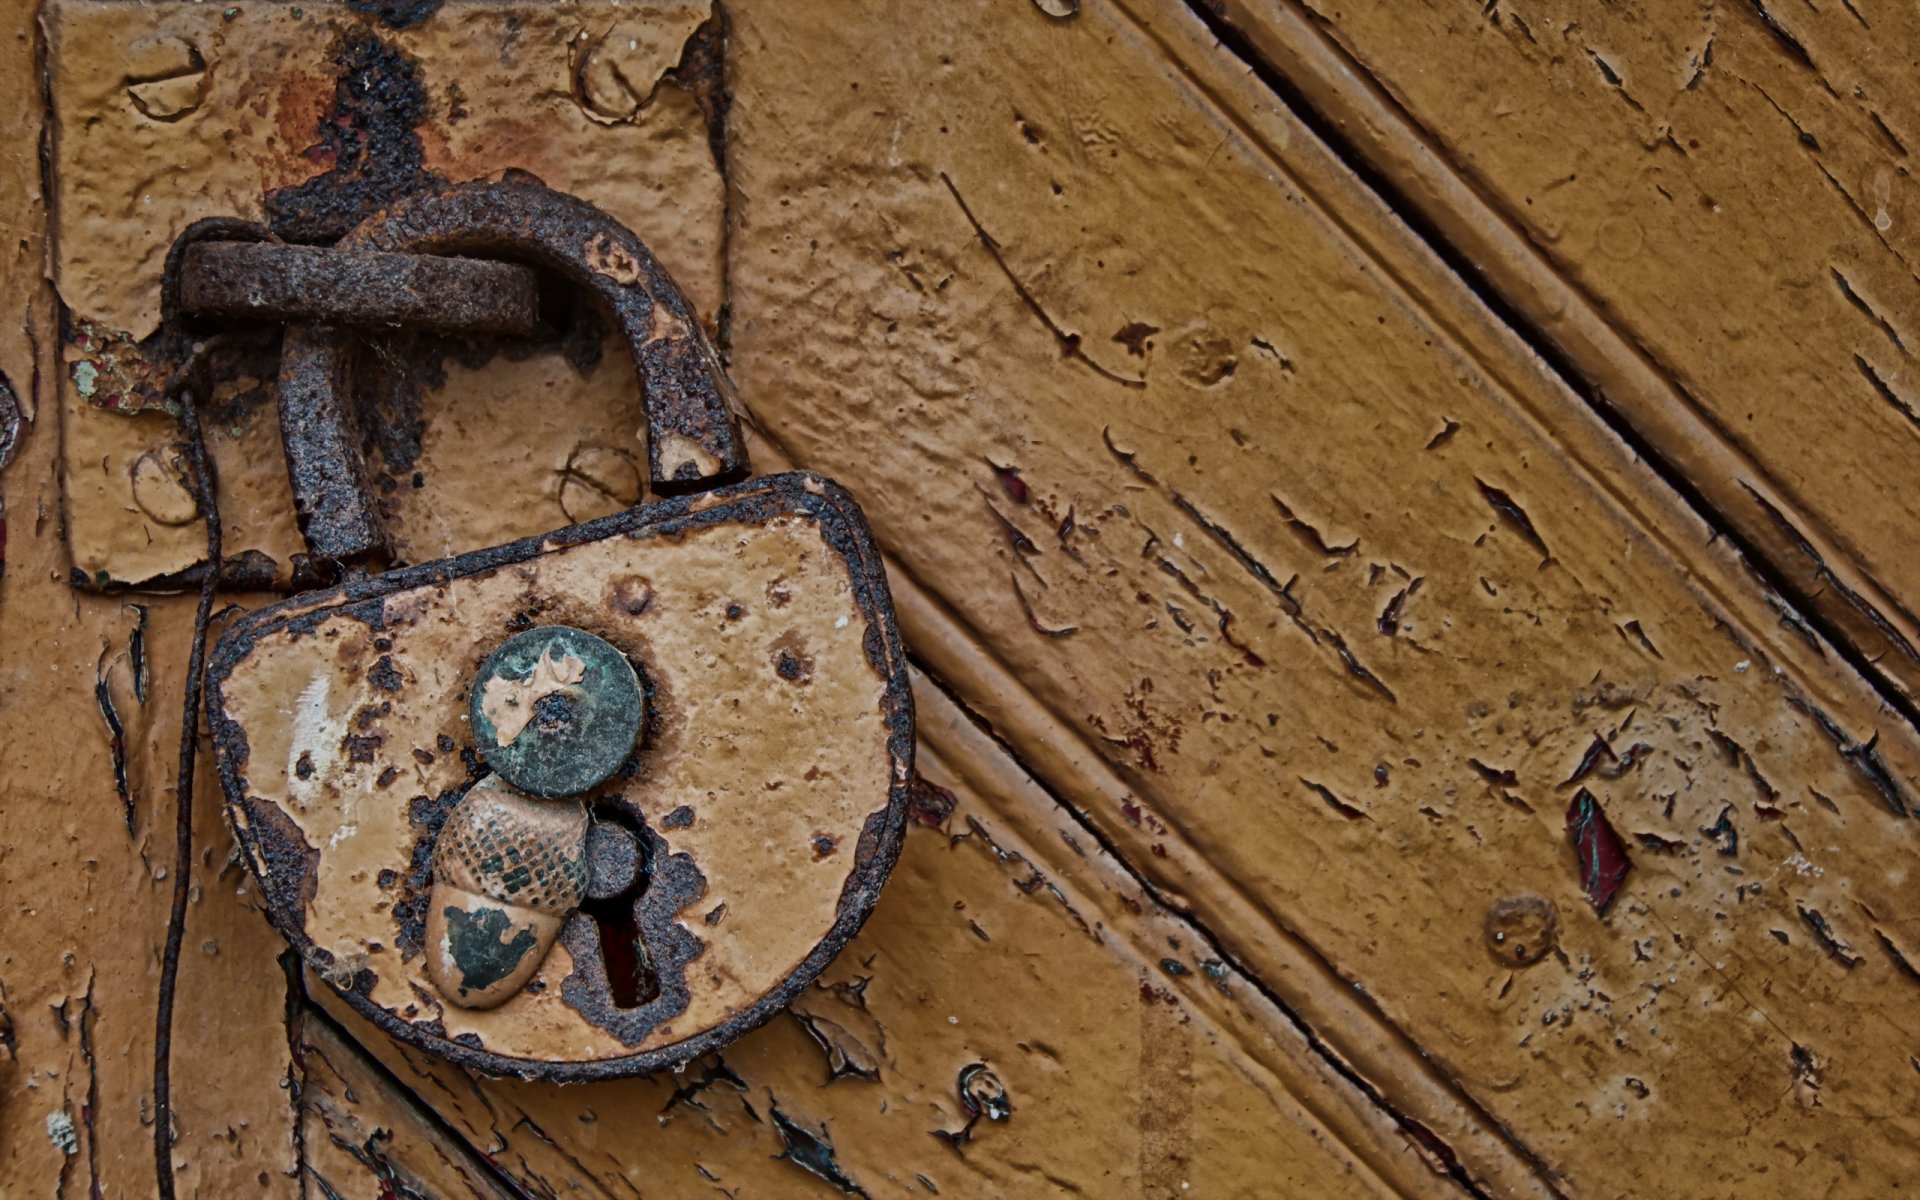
xmin=194 ymin=174 xmax=908 ymax=1080
xmin=344 ymin=178 xmax=748 ymax=493
xmin=155 ymin=217 xmax=398 ymax=574
xmin=274 ymin=175 xmax=749 ymax=564
xmin=53 ymin=5 xmax=729 ymax=592
xmin=177 ymin=242 xmax=539 ymax=334
xmin=275 ymin=323 xmax=390 ymax=570
xmin=582 ymin=817 xmax=642 ymax=901
xmin=206 ymin=472 xmax=915 ymax=1080
xmin=0 ymin=371 xmax=20 ymax=474
xmin=470 ymin=625 xmax=644 ymax=799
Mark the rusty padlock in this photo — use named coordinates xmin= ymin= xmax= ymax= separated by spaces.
xmin=202 ymin=178 xmax=914 ymax=1080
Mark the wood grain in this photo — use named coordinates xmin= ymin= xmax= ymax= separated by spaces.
xmin=1207 ymin=0 xmax=1920 ymax=712
xmin=721 ymin=0 xmax=1920 ymax=1194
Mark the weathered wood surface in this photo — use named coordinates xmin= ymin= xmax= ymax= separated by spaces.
xmin=1 ymin=0 xmax=1917 ymax=1197
xmin=1208 ymin=0 xmax=1920 ymax=710
xmin=722 ymin=1 xmax=1920 ymax=1195
xmin=296 ymin=1010 xmax=512 ymax=1199
xmin=306 ymin=669 xmax=1449 ymax=1197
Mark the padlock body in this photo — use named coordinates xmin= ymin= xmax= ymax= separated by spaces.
xmin=206 ymin=471 xmax=913 ymax=1079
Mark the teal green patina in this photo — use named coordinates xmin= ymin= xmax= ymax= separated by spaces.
xmin=444 ymin=904 xmax=540 ymax=995
xmin=470 ymin=625 xmax=643 ymax=798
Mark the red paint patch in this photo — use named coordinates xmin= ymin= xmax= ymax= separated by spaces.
xmin=1566 ymin=788 xmax=1631 ymax=914
xmin=986 ymin=460 xmax=1029 ymax=504
xmin=909 ymin=776 xmax=958 ymax=829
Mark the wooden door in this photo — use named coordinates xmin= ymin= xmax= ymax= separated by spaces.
xmin=2 ymin=1 xmax=1915 ymax=1196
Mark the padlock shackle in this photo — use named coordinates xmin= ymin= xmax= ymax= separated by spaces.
xmin=276 ymin=177 xmax=749 ymax=566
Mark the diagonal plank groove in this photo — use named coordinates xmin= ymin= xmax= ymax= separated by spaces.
xmin=717 ymin=0 xmax=1920 ymax=1193
xmin=1182 ymin=0 xmax=1920 ymax=732
xmin=909 ymin=654 xmax=1542 ymax=1200
xmin=909 ymin=678 xmax=1454 ymax=1199
xmin=296 ymin=995 xmax=534 ymax=1199
xmin=296 ymin=987 xmax=538 ymax=1200
xmin=1103 ymin=0 xmax=1885 ymax=737
xmin=731 ymin=410 xmax=1568 ymax=1199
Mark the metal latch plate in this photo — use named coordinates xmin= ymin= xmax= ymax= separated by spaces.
xmin=47 ymin=0 xmax=725 ymax=588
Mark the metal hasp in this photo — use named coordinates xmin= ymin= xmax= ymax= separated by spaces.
xmin=174 ymin=177 xmax=751 ymax=572
xmin=207 ymin=474 xmax=915 ymax=1079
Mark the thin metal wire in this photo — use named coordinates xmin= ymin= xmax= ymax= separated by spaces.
xmin=153 ymin=343 xmax=223 ymax=1200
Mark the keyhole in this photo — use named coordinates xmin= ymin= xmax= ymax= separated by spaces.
xmin=580 ymin=806 xmax=658 ymax=1009
xmin=589 ymin=897 xmax=652 ymax=1009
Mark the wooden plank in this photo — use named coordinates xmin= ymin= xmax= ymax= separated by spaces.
xmin=296 ymin=1008 xmax=515 ymax=1200
xmin=11 ymin=5 xmax=1468 ymax=1194
xmin=0 ymin=310 xmax=304 ymax=1196
xmin=8 ymin=0 xmax=1919 ymax=1193
xmin=1204 ymin=0 xmax=1920 ymax=711
xmin=719 ymin=0 xmax=1920 ymax=1194
xmin=0 ymin=3 xmax=305 ymax=1194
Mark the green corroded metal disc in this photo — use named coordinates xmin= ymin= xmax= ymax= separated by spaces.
xmin=470 ymin=625 xmax=643 ymax=798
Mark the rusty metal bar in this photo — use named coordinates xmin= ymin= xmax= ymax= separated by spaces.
xmin=277 ymin=322 xmax=390 ymax=566
xmin=177 ymin=242 xmax=540 ymax=335
xmin=338 ymin=179 xmax=749 ymax=491
xmin=243 ymin=178 xmax=748 ymax=567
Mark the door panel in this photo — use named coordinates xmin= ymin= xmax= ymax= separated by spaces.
xmin=1 ymin=0 xmax=1913 ymax=1197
